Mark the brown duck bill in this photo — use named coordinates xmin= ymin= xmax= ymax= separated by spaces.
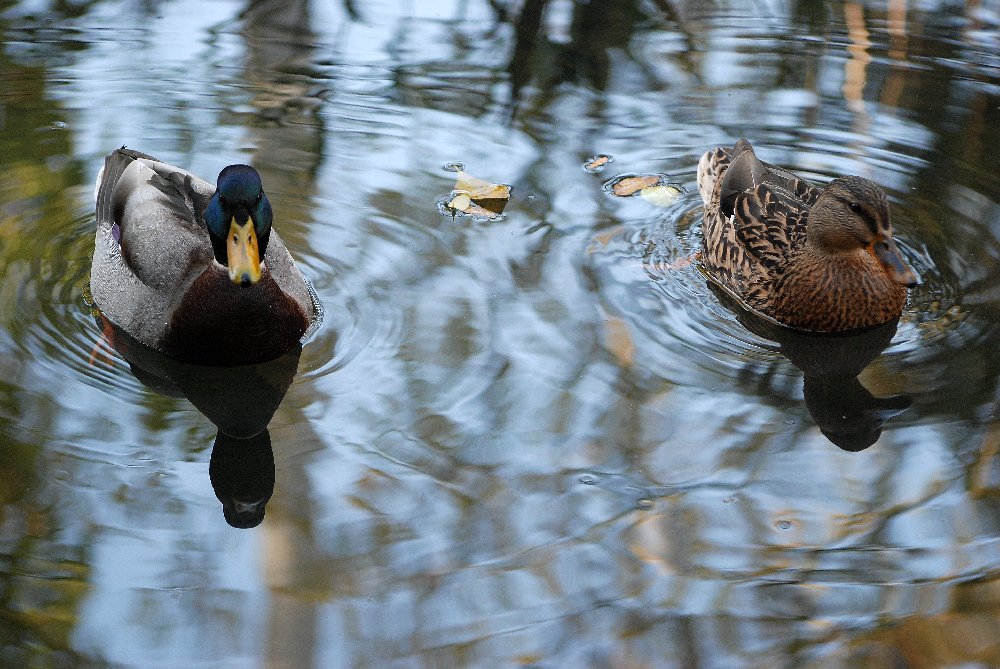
xmin=227 ymin=217 xmax=262 ymax=286
xmin=872 ymin=236 xmax=918 ymax=287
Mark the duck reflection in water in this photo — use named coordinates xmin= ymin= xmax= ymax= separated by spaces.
xmin=210 ymin=430 xmax=275 ymax=529
xmin=93 ymin=316 xmax=300 ymax=527
xmin=709 ymin=286 xmax=911 ymax=451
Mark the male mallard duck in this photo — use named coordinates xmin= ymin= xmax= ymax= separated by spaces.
xmin=91 ymin=148 xmax=319 ymax=365
xmin=697 ymin=139 xmax=917 ymax=332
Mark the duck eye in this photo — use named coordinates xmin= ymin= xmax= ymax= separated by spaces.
xmin=849 ymin=202 xmax=863 ymax=214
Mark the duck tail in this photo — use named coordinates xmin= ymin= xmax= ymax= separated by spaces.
xmin=697 ymin=145 xmax=733 ymax=207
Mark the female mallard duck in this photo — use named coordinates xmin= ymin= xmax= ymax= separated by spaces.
xmin=91 ymin=148 xmax=319 ymax=365
xmin=697 ymin=139 xmax=917 ymax=332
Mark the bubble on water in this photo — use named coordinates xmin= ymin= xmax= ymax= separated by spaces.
xmin=775 ymin=520 xmax=793 ymax=530
xmin=443 ymin=162 xmax=465 ymax=173
xmin=635 ymin=498 xmax=654 ymax=510
xmin=578 ymin=473 xmax=599 ymax=485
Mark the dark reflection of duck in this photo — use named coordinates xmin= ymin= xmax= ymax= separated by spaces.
xmin=95 ymin=316 xmax=299 ymax=527
xmin=210 ymin=430 xmax=275 ymax=529
xmin=709 ymin=285 xmax=910 ymax=451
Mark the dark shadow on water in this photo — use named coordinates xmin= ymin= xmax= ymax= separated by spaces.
xmin=709 ymin=284 xmax=911 ymax=451
xmin=95 ymin=316 xmax=300 ymax=527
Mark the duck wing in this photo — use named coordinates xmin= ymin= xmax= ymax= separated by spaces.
xmin=720 ymin=140 xmax=818 ymax=268
xmin=91 ymin=149 xmax=218 ymax=345
xmin=118 ymin=153 xmax=215 ymax=290
xmin=727 ymin=182 xmax=810 ymax=271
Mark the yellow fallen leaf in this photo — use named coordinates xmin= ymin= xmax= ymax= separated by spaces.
xmin=639 ymin=185 xmax=682 ymax=207
xmin=446 ymin=191 xmax=507 ymax=218
xmin=454 ymin=171 xmax=511 ymax=201
xmin=448 ymin=193 xmax=472 ymax=212
xmin=443 ymin=167 xmax=511 ymax=218
xmin=453 ymin=169 xmax=491 ymax=193
xmin=611 ymin=175 xmax=660 ymax=197
xmin=444 ymin=163 xmax=510 ymax=218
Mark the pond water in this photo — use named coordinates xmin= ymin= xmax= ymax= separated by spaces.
xmin=2 ymin=0 xmax=1000 ymax=666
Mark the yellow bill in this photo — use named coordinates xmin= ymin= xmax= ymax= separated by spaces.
xmin=227 ymin=218 xmax=261 ymax=285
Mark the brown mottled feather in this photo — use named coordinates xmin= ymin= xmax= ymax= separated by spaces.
xmin=698 ymin=139 xmax=916 ymax=333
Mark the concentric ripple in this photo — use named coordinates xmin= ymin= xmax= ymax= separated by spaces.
xmin=4 ymin=199 xmax=149 ymax=399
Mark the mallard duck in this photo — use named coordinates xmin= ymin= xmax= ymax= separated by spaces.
xmin=91 ymin=148 xmax=319 ymax=365
xmin=697 ymin=139 xmax=917 ymax=332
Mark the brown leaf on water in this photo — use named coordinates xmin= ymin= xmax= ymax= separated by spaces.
xmin=610 ymin=174 xmax=660 ymax=197
xmin=606 ymin=173 xmax=685 ymax=206
xmin=584 ymin=155 xmax=613 ymax=172
xmin=446 ymin=168 xmax=511 ymax=218
xmin=453 ymin=169 xmax=492 ymax=194
xmin=449 ymin=195 xmax=504 ymax=218
xmin=454 ymin=171 xmax=510 ymax=200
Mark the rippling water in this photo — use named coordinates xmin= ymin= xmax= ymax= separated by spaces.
xmin=2 ymin=0 xmax=1000 ymax=666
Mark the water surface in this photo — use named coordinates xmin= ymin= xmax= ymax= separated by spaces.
xmin=2 ymin=0 xmax=1000 ymax=667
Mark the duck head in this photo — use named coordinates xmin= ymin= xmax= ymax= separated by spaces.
xmin=807 ymin=176 xmax=918 ymax=287
xmin=204 ymin=165 xmax=273 ymax=286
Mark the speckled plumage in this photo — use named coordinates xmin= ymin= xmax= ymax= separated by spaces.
xmin=698 ymin=139 xmax=917 ymax=332
xmin=91 ymin=148 xmax=319 ymax=365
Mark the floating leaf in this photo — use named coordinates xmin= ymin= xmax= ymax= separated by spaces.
xmin=610 ymin=174 xmax=660 ymax=197
xmin=453 ymin=171 xmax=491 ymax=196
xmin=449 ymin=196 xmax=503 ymax=218
xmin=605 ymin=173 xmax=685 ymax=206
xmin=448 ymin=193 xmax=472 ymax=212
xmin=584 ymin=154 xmax=613 ymax=172
xmin=639 ymin=184 xmax=683 ymax=207
xmin=442 ymin=167 xmax=512 ymax=219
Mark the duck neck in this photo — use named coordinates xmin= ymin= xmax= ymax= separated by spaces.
xmin=773 ymin=246 xmax=906 ymax=332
